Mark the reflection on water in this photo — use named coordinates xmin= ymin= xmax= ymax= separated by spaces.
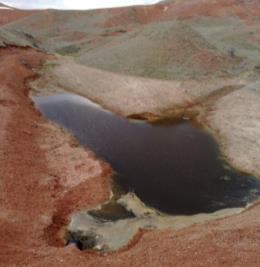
xmin=33 ymin=93 xmax=260 ymax=215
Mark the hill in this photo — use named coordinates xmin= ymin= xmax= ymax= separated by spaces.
xmin=0 ymin=0 xmax=259 ymax=79
xmin=0 ymin=1 xmax=260 ymax=266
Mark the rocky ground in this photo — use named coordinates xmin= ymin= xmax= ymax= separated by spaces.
xmin=0 ymin=0 xmax=260 ymax=266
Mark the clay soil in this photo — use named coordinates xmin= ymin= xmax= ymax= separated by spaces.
xmin=0 ymin=47 xmax=259 ymax=266
xmin=0 ymin=9 xmax=33 ymax=26
xmin=103 ymin=0 xmax=260 ymax=28
xmin=0 ymin=47 xmax=111 ymax=266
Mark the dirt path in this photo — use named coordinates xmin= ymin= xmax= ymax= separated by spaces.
xmin=0 ymin=47 xmax=259 ymax=266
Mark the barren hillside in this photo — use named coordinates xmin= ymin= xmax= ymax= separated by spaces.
xmin=0 ymin=0 xmax=259 ymax=79
xmin=0 ymin=0 xmax=260 ymax=266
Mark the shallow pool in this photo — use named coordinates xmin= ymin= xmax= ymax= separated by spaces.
xmin=32 ymin=93 xmax=260 ymax=215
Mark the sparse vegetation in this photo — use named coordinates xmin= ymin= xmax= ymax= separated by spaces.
xmin=56 ymin=44 xmax=80 ymax=55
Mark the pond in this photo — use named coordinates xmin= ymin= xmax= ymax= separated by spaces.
xmin=32 ymin=93 xmax=260 ymax=215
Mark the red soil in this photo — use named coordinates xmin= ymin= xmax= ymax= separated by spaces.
xmin=0 ymin=10 xmax=33 ymax=26
xmin=0 ymin=47 xmax=111 ymax=266
xmin=163 ymin=0 xmax=260 ymax=22
xmin=103 ymin=0 xmax=260 ymax=28
xmin=0 ymin=47 xmax=259 ymax=266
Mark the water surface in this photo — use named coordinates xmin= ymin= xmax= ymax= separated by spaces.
xmin=33 ymin=93 xmax=260 ymax=215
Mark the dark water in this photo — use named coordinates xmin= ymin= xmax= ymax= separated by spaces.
xmin=33 ymin=93 xmax=260 ymax=215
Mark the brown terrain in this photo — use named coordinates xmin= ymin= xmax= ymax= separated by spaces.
xmin=0 ymin=4 xmax=32 ymax=26
xmin=0 ymin=46 xmax=259 ymax=267
xmin=0 ymin=47 xmax=111 ymax=266
xmin=104 ymin=0 xmax=260 ymax=26
xmin=0 ymin=0 xmax=260 ymax=266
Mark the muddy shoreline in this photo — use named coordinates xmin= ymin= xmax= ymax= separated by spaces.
xmin=1 ymin=0 xmax=260 ymax=264
xmin=0 ymin=46 xmax=260 ymax=266
xmin=31 ymin=91 xmax=260 ymax=252
xmin=31 ymin=55 xmax=260 ymax=179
